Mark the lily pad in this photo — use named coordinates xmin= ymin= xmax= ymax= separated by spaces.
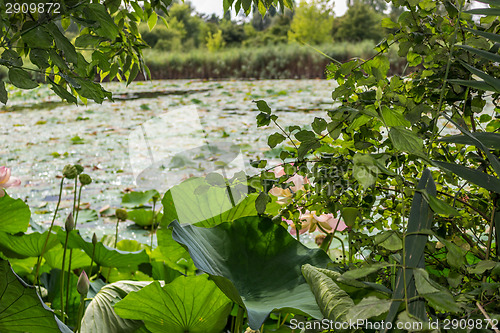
xmin=0 ymin=230 xmax=59 ymax=258
xmin=115 ymin=275 xmax=232 ymax=333
xmin=0 ymin=258 xmax=71 ymax=332
xmin=170 ymin=216 xmax=332 ymax=329
xmin=58 ymin=229 xmax=150 ymax=269
xmin=122 ymin=190 xmax=159 ymax=208
xmin=0 ymin=193 xmax=31 ymax=234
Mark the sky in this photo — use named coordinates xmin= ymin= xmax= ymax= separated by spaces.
xmin=189 ymin=0 xmax=348 ymax=17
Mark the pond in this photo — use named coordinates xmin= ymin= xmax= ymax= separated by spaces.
xmin=0 ymin=79 xmax=336 ymax=243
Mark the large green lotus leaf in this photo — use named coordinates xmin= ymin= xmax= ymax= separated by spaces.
xmin=162 ymin=176 xmax=252 ymax=228
xmin=0 ymin=193 xmax=31 ymax=234
xmin=170 ymin=216 xmax=331 ymax=329
xmin=81 ymin=280 xmax=152 ymax=333
xmin=0 ymin=230 xmax=59 ymax=259
xmin=58 ymin=229 xmax=149 ymax=269
xmin=0 ymin=259 xmax=71 ymax=332
xmin=156 ymin=228 xmax=197 ymax=274
xmin=44 ymin=244 xmax=92 ymax=270
xmin=122 ymin=190 xmax=159 ymax=208
xmin=115 ymin=275 xmax=232 ymax=333
xmin=127 ymin=209 xmax=163 ymax=227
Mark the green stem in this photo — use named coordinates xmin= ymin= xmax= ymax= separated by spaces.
xmin=114 ymin=218 xmax=119 ymax=249
xmin=234 ymin=305 xmax=244 ymax=333
xmin=88 ymin=241 xmax=96 ymax=279
xmin=65 ymin=178 xmax=79 ymax=318
xmin=427 ymin=0 xmax=464 ymax=155
xmin=35 ymin=177 xmax=64 ymax=289
xmin=75 ymin=294 xmax=85 ymax=333
xmin=60 ymin=230 xmax=70 ymax=323
xmin=150 ymin=200 xmax=157 ymax=250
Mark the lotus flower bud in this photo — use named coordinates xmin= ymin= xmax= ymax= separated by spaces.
xmin=74 ymin=164 xmax=84 ymax=175
xmin=65 ymin=212 xmax=74 ymax=231
xmin=79 ymin=174 xmax=92 ymax=185
xmin=62 ymin=165 xmax=78 ymax=179
xmin=115 ymin=209 xmax=128 ymax=221
xmin=92 ymin=233 xmax=98 ymax=245
xmin=77 ymin=270 xmax=90 ymax=296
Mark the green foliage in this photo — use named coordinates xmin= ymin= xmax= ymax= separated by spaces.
xmin=332 ymin=3 xmax=386 ymax=42
xmin=288 ymin=0 xmax=335 ymax=45
xmin=0 ymin=259 xmax=71 ymax=332
xmin=206 ymin=29 xmax=226 ymax=52
xmin=114 ymin=275 xmax=232 ymax=333
xmin=0 ymin=193 xmax=31 ymax=233
xmin=170 ymin=216 xmax=331 ymax=329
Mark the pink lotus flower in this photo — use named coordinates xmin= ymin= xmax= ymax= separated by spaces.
xmin=290 ymin=210 xmax=347 ymax=235
xmin=0 ymin=166 xmax=21 ymax=197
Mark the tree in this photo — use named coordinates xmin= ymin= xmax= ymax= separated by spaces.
xmin=332 ymin=2 xmax=385 ymax=42
xmin=0 ymin=0 xmax=293 ymax=105
xmin=287 ymin=0 xmax=334 ymax=45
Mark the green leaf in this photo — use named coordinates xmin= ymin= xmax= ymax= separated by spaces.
xmin=2 ymin=49 xmax=22 ymax=66
xmin=156 ymin=228 xmax=196 ymax=274
xmin=122 ymin=190 xmax=159 ymax=208
xmin=457 ymin=45 xmax=500 ymax=64
xmin=341 ymin=207 xmax=359 ymax=227
xmin=127 ymin=63 xmax=139 ymax=86
xmin=21 ymin=24 xmax=53 ymax=49
xmin=465 ymin=7 xmax=500 ymax=15
xmin=147 ymin=11 xmax=158 ymax=31
xmin=419 ymin=191 xmax=460 ymax=216
xmin=461 ymin=62 xmax=500 ymax=93
xmin=84 ymin=4 xmax=120 ymax=40
xmin=342 ymin=262 xmax=390 ymax=280
xmin=374 ymin=231 xmax=403 ymax=251
xmin=0 ymin=193 xmax=31 ymax=234
xmin=128 ymin=209 xmax=162 ymax=227
xmin=465 ymin=27 xmax=500 ymax=44
xmin=301 ymin=264 xmax=354 ymax=322
xmin=0 ymin=81 xmax=7 ymax=104
xmin=255 ymin=191 xmax=269 ymax=214
xmin=115 ymin=276 xmax=232 ymax=333
xmin=171 ymin=216 xmax=331 ymax=329
xmin=433 ymin=161 xmax=500 ymax=194
xmin=0 ymin=259 xmax=72 ymax=332
xmin=8 ymin=68 xmax=38 ymax=89
xmin=61 ymin=230 xmax=149 ymax=269
xmin=449 ymin=78 xmax=499 ymax=92
xmin=386 ymin=169 xmax=435 ymax=324
xmin=469 ymin=260 xmax=498 ymax=274
xmin=389 ymin=127 xmax=424 ymax=154
xmin=439 ymin=132 xmax=500 ymax=150
xmin=46 ymin=23 xmax=78 ymax=64
xmin=268 ymin=132 xmax=286 ymax=148
xmin=161 ymin=177 xmax=250 ymax=228
xmin=0 ymin=231 xmax=58 ymax=258
xmin=255 ymin=100 xmax=271 ymax=114
xmin=48 ymin=79 xmax=77 ymax=104
xmin=75 ymin=34 xmax=102 ymax=48
xmin=43 ymin=244 xmax=92 ymax=271
xmin=440 ymin=238 xmax=466 ymax=269
xmin=81 ymin=280 xmax=151 ymax=333
xmin=346 ymin=296 xmax=392 ymax=321
xmin=312 ymin=117 xmax=328 ymax=134
xmin=381 ymin=106 xmax=411 ymax=127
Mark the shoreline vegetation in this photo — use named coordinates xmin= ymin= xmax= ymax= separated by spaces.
xmin=0 ymin=42 xmax=406 ymax=83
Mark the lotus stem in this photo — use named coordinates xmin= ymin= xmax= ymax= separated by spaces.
xmin=35 ymin=176 xmax=64 ymax=290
